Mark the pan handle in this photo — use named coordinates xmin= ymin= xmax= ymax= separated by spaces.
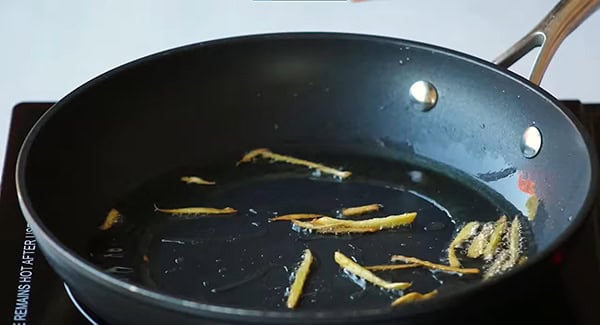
xmin=494 ymin=0 xmax=600 ymax=85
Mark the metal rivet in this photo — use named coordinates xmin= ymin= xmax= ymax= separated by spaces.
xmin=409 ymin=80 xmax=438 ymax=111
xmin=521 ymin=126 xmax=542 ymax=158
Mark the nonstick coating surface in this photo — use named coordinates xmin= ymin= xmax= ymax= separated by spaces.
xmin=16 ymin=33 xmax=597 ymax=323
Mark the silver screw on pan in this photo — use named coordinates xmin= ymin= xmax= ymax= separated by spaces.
xmin=521 ymin=126 xmax=542 ymax=158
xmin=409 ymin=80 xmax=438 ymax=111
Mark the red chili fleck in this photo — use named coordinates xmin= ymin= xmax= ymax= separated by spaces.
xmin=518 ymin=172 xmax=536 ymax=195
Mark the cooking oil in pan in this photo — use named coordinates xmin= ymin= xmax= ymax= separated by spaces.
xmin=87 ymin=152 xmax=530 ymax=311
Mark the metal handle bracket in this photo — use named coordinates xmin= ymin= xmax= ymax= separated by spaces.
xmin=494 ymin=0 xmax=600 ymax=85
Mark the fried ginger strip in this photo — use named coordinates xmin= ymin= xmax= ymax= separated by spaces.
xmin=525 ymin=195 xmax=539 ymax=221
xmin=483 ymin=217 xmax=524 ymax=279
xmin=154 ymin=206 xmax=237 ymax=215
xmin=508 ymin=216 xmax=522 ymax=265
xmin=483 ymin=250 xmax=510 ymax=279
xmin=448 ymin=221 xmax=479 ymax=267
xmin=286 ymin=249 xmax=314 ymax=309
xmin=341 ymin=204 xmax=382 ymax=217
xmin=312 ymin=213 xmax=416 ymax=229
xmin=270 ymin=203 xmax=384 ymax=222
xmin=390 ymin=255 xmax=480 ymax=274
xmin=292 ymin=212 xmax=416 ymax=234
xmin=364 ymin=264 xmax=420 ymax=271
xmin=292 ymin=220 xmax=379 ymax=235
xmin=180 ymin=176 xmax=216 ymax=185
xmin=467 ymin=223 xmax=493 ymax=258
xmin=98 ymin=208 xmax=121 ymax=230
xmin=237 ymin=148 xmax=268 ymax=164
xmin=484 ymin=216 xmax=507 ymax=259
xmin=270 ymin=214 xmax=326 ymax=221
xmin=292 ymin=221 xmax=380 ymax=234
xmin=237 ymin=148 xmax=352 ymax=179
xmin=391 ymin=290 xmax=438 ymax=307
xmin=334 ymin=251 xmax=411 ymax=290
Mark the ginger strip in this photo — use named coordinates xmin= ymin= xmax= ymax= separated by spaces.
xmin=237 ymin=148 xmax=270 ymax=164
xmin=293 ymin=220 xmax=380 ymax=234
xmin=525 ymin=195 xmax=539 ymax=221
xmin=155 ymin=206 xmax=237 ymax=215
xmin=270 ymin=214 xmax=326 ymax=221
xmin=315 ymin=227 xmax=379 ymax=234
xmin=390 ymin=255 xmax=480 ymax=274
xmin=391 ymin=290 xmax=438 ymax=307
xmin=341 ymin=204 xmax=382 ymax=217
xmin=286 ymin=249 xmax=314 ymax=309
xmin=312 ymin=213 xmax=417 ymax=229
xmin=334 ymin=251 xmax=411 ymax=290
xmin=508 ymin=216 xmax=521 ymax=265
xmin=484 ymin=216 xmax=507 ymax=259
xmin=237 ymin=148 xmax=352 ymax=179
xmin=180 ymin=176 xmax=216 ymax=185
xmin=483 ymin=250 xmax=510 ymax=279
xmin=98 ymin=208 xmax=121 ymax=230
xmin=483 ymin=217 xmax=524 ymax=280
xmin=292 ymin=213 xmax=416 ymax=234
xmin=448 ymin=221 xmax=479 ymax=267
xmin=467 ymin=223 xmax=493 ymax=258
xmin=365 ymin=264 xmax=420 ymax=271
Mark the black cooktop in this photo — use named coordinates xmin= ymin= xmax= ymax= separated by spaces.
xmin=1 ymin=102 xmax=599 ymax=324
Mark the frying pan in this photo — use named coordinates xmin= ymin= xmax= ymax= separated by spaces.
xmin=15 ymin=0 xmax=600 ymax=324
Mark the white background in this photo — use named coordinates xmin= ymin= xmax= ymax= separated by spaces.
xmin=1 ymin=0 xmax=599 ymax=176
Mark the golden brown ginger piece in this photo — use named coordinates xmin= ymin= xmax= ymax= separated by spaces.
xmin=237 ymin=148 xmax=352 ymax=179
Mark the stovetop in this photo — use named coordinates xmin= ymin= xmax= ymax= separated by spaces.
xmin=1 ymin=102 xmax=599 ymax=324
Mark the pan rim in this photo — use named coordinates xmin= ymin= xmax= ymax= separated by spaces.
xmin=15 ymin=31 xmax=599 ymax=323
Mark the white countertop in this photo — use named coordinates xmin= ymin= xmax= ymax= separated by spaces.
xmin=1 ymin=0 xmax=599 ymax=176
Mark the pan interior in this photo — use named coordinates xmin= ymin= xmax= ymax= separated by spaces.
xmin=88 ymin=150 xmax=526 ymax=311
xmin=18 ymin=34 xmax=594 ymax=321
